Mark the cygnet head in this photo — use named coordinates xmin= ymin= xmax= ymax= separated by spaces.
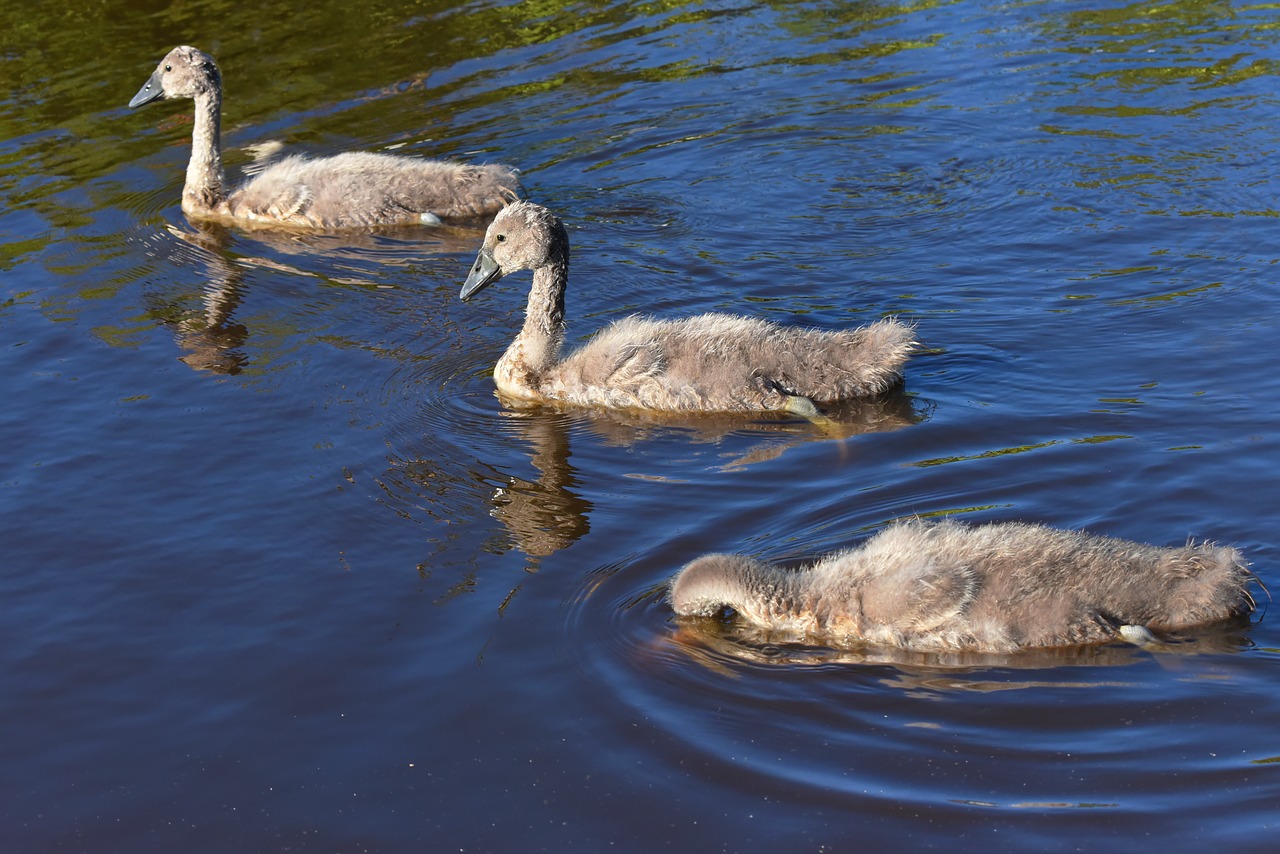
xmin=461 ymin=201 xmax=569 ymax=301
xmin=670 ymin=553 xmax=779 ymax=621
xmin=130 ymin=46 xmax=220 ymax=108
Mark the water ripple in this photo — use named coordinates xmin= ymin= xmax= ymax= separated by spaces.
xmin=565 ymin=553 xmax=1264 ymax=821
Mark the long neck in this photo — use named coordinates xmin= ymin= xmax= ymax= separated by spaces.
xmin=183 ymin=87 xmax=227 ymax=214
xmin=495 ymin=259 xmax=568 ymax=398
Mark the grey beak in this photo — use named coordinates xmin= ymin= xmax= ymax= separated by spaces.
xmin=129 ymin=69 xmax=165 ymax=108
xmin=461 ymin=248 xmax=502 ymax=301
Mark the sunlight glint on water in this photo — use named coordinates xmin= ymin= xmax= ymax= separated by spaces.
xmin=1 ymin=0 xmax=1279 ymax=850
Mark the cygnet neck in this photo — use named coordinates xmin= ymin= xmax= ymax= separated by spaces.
xmin=184 ymin=86 xmax=227 ymax=215
xmin=496 ymin=255 xmax=569 ymax=398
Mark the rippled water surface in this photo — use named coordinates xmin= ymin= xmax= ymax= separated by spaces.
xmin=4 ymin=0 xmax=1280 ymax=850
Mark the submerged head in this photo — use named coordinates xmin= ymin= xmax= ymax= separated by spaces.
xmin=461 ymin=201 xmax=569 ymax=301
xmin=129 ymin=46 xmax=221 ymax=108
xmin=670 ymin=553 xmax=778 ymax=619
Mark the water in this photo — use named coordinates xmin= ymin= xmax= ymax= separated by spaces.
xmin=3 ymin=0 xmax=1280 ymax=849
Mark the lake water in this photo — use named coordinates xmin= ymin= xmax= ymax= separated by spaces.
xmin=4 ymin=0 xmax=1280 ymax=850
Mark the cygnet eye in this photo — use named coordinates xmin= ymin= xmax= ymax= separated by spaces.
xmin=164 ymin=64 xmax=172 ymax=72
xmin=495 ymin=233 xmax=505 ymax=243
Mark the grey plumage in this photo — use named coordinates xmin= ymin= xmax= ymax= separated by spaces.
xmin=670 ymin=518 xmax=1257 ymax=651
xmin=129 ymin=46 xmax=519 ymax=228
xmin=460 ymin=201 xmax=916 ymax=413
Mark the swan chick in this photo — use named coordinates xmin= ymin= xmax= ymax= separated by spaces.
xmin=670 ymin=518 xmax=1256 ymax=652
xmin=129 ymin=46 xmax=519 ymax=228
xmin=460 ymin=201 xmax=916 ymax=415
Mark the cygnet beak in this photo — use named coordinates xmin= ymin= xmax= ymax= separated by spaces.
xmin=129 ymin=68 xmax=166 ymax=108
xmin=461 ymin=247 xmax=503 ymax=301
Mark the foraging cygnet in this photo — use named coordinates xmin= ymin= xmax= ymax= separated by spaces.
xmin=670 ymin=518 xmax=1256 ymax=652
xmin=460 ymin=201 xmax=915 ymax=415
xmin=129 ymin=46 xmax=519 ymax=228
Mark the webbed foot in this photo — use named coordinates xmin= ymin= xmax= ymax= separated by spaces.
xmin=1118 ymin=624 xmax=1161 ymax=647
xmin=782 ymin=394 xmax=839 ymax=431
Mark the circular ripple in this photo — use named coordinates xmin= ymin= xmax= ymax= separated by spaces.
xmin=563 ymin=552 xmax=1263 ymax=830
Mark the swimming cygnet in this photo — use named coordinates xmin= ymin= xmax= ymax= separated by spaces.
xmin=129 ymin=46 xmax=519 ymax=228
xmin=460 ymin=201 xmax=915 ymax=416
xmin=670 ymin=518 xmax=1256 ymax=652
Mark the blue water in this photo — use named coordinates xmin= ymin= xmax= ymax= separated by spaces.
xmin=3 ymin=0 xmax=1280 ymax=849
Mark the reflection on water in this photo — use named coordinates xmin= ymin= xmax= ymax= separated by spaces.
xmin=522 ymin=386 xmax=929 ymax=473
xmin=470 ymin=410 xmax=593 ymax=562
xmin=664 ymin=613 xmax=1257 ymax=682
xmin=573 ymin=387 xmax=927 ymax=467
xmin=5 ymin=0 xmax=1280 ymax=850
xmin=147 ymin=224 xmax=250 ymax=374
xmin=384 ymin=391 xmax=924 ymax=571
xmin=144 ymin=218 xmax=495 ymax=374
